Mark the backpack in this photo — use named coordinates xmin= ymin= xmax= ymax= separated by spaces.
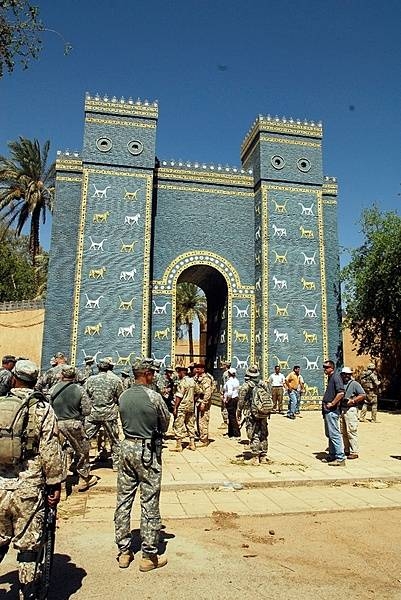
xmin=0 ymin=392 xmax=43 ymax=466
xmin=250 ymin=382 xmax=273 ymax=419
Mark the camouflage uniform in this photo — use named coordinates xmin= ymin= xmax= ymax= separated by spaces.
xmin=0 ymin=388 xmax=65 ymax=597
xmin=76 ymin=363 xmax=96 ymax=385
xmin=194 ymin=372 xmax=215 ymax=444
xmin=237 ymin=379 xmax=269 ymax=459
xmin=49 ymin=378 xmax=92 ymax=480
xmin=85 ymin=371 xmax=123 ymax=468
xmin=114 ymin=384 xmax=170 ymax=558
xmin=35 ymin=363 xmax=65 ymax=395
xmin=359 ymin=364 xmax=381 ymax=422
xmin=173 ymin=376 xmax=196 ymax=440
xmin=0 ymin=368 xmax=13 ymax=396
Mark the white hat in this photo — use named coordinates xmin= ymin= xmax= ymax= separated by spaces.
xmin=341 ymin=366 xmax=353 ymax=374
xmin=228 ymin=367 xmax=237 ymax=375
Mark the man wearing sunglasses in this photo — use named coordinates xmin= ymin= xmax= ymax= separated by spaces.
xmin=322 ymin=360 xmax=346 ymax=466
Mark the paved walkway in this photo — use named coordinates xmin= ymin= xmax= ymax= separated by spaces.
xmin=59 ymin=406 xmax=401 ymax=521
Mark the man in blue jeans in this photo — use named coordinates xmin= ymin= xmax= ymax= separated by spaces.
xmin=322 ymin=360 xmax=346 ymax=466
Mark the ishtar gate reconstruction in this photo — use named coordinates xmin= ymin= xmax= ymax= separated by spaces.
xmin=42 ymin=93 xmax=342 ymax=405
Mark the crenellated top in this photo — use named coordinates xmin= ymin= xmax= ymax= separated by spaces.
xmin=241 ymin=114 xmax=323 ymax=158
xmin=56 ymin=150 xmax=83 ymax=173
xmin=322 ymin=176 xmax=338 ymax=196
xmin=157 ymin=160 xmax=253 ymax=186
xmin=84 ymin=92 xmax=159 ymax=119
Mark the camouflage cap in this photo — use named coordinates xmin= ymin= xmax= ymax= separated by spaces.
xmin=61 ymin=364 xmax=76 ymax=379
xmin=194 ymin=362 xmax=205 ymax=368
xmin=84 ymin=355 xmax=95 ymax=364
xmin=12 ymin=359 xmax=39 ymax=383
xmin=121 ymin=370 xmax=130 ymax=378
xmin=367 ymin=363 xmax=375 ymax=370
xmin=245 ymin=365 xmax=260 ymax=379
xmin=131 ymin=357 xmax=159 ymax=372
xmin=55 ymin=352 xmax=66 ymax=359
xmin=175 ymin=365 xmax=188 ymax=372
xmin=165 ymin=365 xmax=174 ymax=372
xmin=98 ymin=357 xmax=114 ymax=369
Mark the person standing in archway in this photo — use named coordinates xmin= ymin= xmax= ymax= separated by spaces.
xmin=223 ymin=367 xmax=241 ymax=438
xmin=194 ymin=363 xmax=216 ymax=447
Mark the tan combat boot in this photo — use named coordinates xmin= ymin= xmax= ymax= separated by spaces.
xmin=188 ymin=438 xmax=196 ymax=451
xmin=251 ymin=456 xmax=260 ymax=466
xmin=78 ymin=475 xmax=98 ymax=492
xmin=170 ymin=440 xmax=183 ymax=452
xmin=139 ymin=554 xmax=168 ymax=572
xmin=118 ymin=551 xmax=134 ymax=568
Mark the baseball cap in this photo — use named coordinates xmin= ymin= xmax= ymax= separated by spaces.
xmin=12 ymin=359 xmax=39 ymax=383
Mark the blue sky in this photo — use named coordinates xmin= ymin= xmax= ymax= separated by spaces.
xmin=1 ymin=0 xmax=400 ymax=263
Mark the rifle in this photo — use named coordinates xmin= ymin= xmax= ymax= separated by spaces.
xmin=31 ymin=496 xmax=57 ymax=600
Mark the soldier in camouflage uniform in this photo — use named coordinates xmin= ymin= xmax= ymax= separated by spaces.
xmin=50 ymin=365 xmax=97 ymax=492
xmin=85 ymin=358 xmax=123 ymax=470
xmin=0 ymin=360 xmax=66 ymax=599
xmin=0 ymin=355 xmax=16 ymax=396
xmin=237 ymin=366 xmax=269 ymax=465
xmin=35 ymin=351 xmax=67 ymax=395
xmin=193 ymin=363 xmax=216 ymax=447
xmin=76 ymin=355 xmax=96 ymax=385
xmin=170 ymin=366 xmax=196 ymax=452
xmin=114 ymin=358 xmax=170 ymax=571
xmin=359 ymin=363 xmax=381 ymax=423
xmin=121 ymin=370 xmax=133 ymax=390
xmin=159 ymin=366 xmax=176 ymax=413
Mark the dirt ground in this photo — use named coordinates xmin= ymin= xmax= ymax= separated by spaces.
xmin=2 ymin=508 xmax=401 ymax=599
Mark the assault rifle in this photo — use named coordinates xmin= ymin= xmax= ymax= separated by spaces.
xmin=28 ymin=496 xmax=57 ymax=600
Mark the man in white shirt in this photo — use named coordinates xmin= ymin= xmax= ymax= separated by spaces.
xmin=223 ymin=367 xmax=240 ymax=437
xmin=268 ymin=365 xmax=286 ymax=414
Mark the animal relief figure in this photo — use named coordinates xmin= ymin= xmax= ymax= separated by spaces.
xmin=84 ymin=322 xmax=102 ymax=336
xmin=303 ymin=330 xmax=318 ymax=343
xmin=301 ymin=304 xmax=317 ymax=318
xmin=273 ymin=250 xmax=288 ymax=264
xmin=232 ymin=355 xmax=250 ymax=370
xmin=89 ymin=266 xmax=106 ymax=279
xmin=304 ymin=383 xmax=319 ymax=396
xmin=301 ymin=277 xmax=316 ymax=290
xmin=273 ymin=303 xmax=289 ymax=317
xmin=120 ymin=268 xmax=137 ymax=281
xmin=272 ymin=199 xmax=288 ymax=214
xmin=234 ymin=330 xmax=249 ymax=343
xmin=255 ymin=252 xmax=261 ymax=265
xmin=124 ymin=188 xmax=140 ymax=200
xmin=151 ymin=353 xmax=170 ymax=368
xmin=303 ymin=356 xmax=320 ymax=370
xmin=116 ymin=351 xmax=132 ymax=366
xmin=92 ymin=184 xmax=111 ymax=199
xmin=300 ymin=225 xmax=314 ymax=239
xmin=272 ymin=275 xmax=287 ymax=290
xmin=88 ymin=236 xmax=107 ymax=252
xmin=272 ymin=224 xmax=287 ymax=237
xmin=273 ymin=355 xmax=290 ymax=370
xmin=255 ymin=330 xmax=261 ymax=344
xmin=220 ymin=330 xmax=226 ymax=343
xmin=255 ymin=225 xmax=261 ymax=240
xmin=82 ymin=349 xmax=102 ymax=362
xmin=118 ymin=324 xmax=135 ymax=337
xmin=124 ymin=213 xmax=141 ymax=226
xmin=273 ymin=328 xmax=289 ymax=343
xmin=152 ymin=300 xmax=171 ymax=315
xmin=298 ymin=202 xmax=314 ymax=216
xmin=118 ymin=296 xmax=135 ymax=310
xmin=120 ymin=240 xmax=138 ymax=253
xmin=85 ymin=293 xmax=104 ymax=309
xmin=233 ymin=304 xmax=250 ymax=318
xmin=154 ymin=327 xmax=170 ymax=340
xmin=301 ymin=251 xmax=316 ymax=265
xmin=93 ymin=211 xmax=110 ymax=223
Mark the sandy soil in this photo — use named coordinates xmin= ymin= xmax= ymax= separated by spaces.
xmin=2 ymin=508 xmax=401 ymax=599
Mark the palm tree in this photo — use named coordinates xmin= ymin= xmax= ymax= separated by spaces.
xmin=176 ymin=282 xmax=207 ymax=361
xmin=0 ymin=137 xmax=55 ymax=265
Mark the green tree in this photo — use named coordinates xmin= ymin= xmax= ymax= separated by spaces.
xmin=0 ymin=226 xmax=36 ymax=300
xmin=176 ymin=282 xmax=207 ymax=361
xmin=0 ymin=1 xmax=42 ymax=77
xmin=342 ymin=207 xmax=401 ymax=387
xmin=0 ymin=1 xmax=72 ymax=77
xmin=0 ymin=137 xmax=55 ymax=265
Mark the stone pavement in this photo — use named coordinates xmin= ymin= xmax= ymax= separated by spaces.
xmin=59 ymin=405 xmax=401 ymax=521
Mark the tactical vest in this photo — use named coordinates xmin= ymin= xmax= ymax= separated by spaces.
xmin=0 ymin=392 xmax=43 ymax=466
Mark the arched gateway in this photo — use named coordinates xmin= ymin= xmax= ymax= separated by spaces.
xmin=42 ymin=93 xmax=342 ymax=406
